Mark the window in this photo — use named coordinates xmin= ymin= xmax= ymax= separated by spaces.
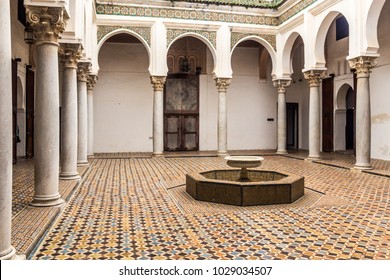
xmin=336 ymin=16 xmax=349 ymax=40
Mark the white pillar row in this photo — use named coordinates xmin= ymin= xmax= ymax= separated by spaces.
xmin=348 ymin=56 xmax=378 ymax=170
xmin=273 ymin=79 xmax=291 ymax=155
xmin=215 ymin=77 xmax=231 ymax=157
xmin=303 ymin=69 xmax=326 ymax=161
xmin=28 ymin=7 xmax=67 ymax=207
xmin=59 ymin=44 xmax=81 ymax=180
xmin=87 ymin=75 xmax=98 ymax=158
xmin=0 ymin=0 xmax=16 ymax=260
xmin=77 ymin=63 xmax=90 ymax=166
xmin=150 ymin=76 xmax=166 ymax=157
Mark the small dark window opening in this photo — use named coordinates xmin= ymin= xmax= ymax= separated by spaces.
xmin=336 ymin=16 xmax=349 ymax=41
xmin=18 ymin=0 xmax=26 ymax=26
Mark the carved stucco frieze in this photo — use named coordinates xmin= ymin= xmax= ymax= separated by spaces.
xmin=26 ymin=6 xmax=68 ymax=44
xmin=167 ymin=29 xmax=217 ymax=49
xmin=214 ymin=77 xmax=231 ymax=92
xmin=87 ymin=75 xmax=98 ymax=90
xmin=273 ymin=79 xmax=291 ymax=93
xmin=77 ymin=63 xmax=91 ymax=83
xmin=150 ymin=76 xmax=166 ymax=91
xmin=348 ymin=56 xmax=378 ymax=79
xmin=59 ymin=44 xmax=82 ymax=69
xmin=303 ymin=69 xmax=326 ymax=87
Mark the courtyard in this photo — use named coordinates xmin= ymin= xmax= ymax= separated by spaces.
xmin=11 ymin=151 xmax=390 ymax=260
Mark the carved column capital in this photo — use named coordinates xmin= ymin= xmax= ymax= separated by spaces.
xmin=303 ymin=69 xmax=327 ymax=87
xmin=26 ymin=6 xmax=68 ymax=45
xmin=59 ymin=44 xmax=82 ymax=69
xmin=273 ymin=79 xmax=291 ymax=93
xmin=348 ymin=56 xmax=378 ymax=78
xmin=87 ymin=75 xmax=98 ymax=90
xmin=150 ymin=76 xmax=166 ymax=91
xmin=214 ymin=77 xmax=231 ymax=92
xmin=77 ymin=62 xmax=91 ymax=83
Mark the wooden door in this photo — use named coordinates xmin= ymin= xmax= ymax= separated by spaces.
xmin=286 ymin=103 xmax=299 ymax=150
xmin=322 ymin=76 xmax=334 ymax=152
xmin=25 ymin=66 xmax=34 ymax=159
xmin=12 ymin=59 xmax=17 ymax=164
xmin=164 ymin=74 xmax=199 ymax=151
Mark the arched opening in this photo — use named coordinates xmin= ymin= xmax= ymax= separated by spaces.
xmin=345 ymin=87 xmax=356 ymax=151
xmin=94 ymin=33 xmax=152 ymax=153
xmin=229 ymin=39 xmax=276 ymax=150
xmin=165 ymin=36 xmax=214 ymax=151
xmin=16 ymin=77 xmax=25 ymax=157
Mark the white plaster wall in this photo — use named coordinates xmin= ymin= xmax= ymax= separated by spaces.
xmin=94 ymin=42 xmax=153 ymax=152
xmin=228 ymin=47 xmax=277 ymax=150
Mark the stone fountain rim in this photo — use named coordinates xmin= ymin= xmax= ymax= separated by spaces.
xmin=224 ymin=155 xmax=264 ymax=162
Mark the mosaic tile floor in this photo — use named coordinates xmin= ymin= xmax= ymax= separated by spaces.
xmin=21 ymin=154 xmax=390 ymax=260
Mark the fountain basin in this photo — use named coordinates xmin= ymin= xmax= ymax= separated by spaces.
xmin=186 ymin=169 xmax=304 ymax=206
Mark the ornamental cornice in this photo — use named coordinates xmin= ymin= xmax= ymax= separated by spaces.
xmin=150 ymin=76 xmax=167 ymax=91
xmin=273 ymin=79 xmax=291 ymax=93
xmin=303 ymin=69 xmax=326 ymax=87
xmin=167 ymin=29 xmax=217 ymax=48
xmin=77 ymin=62 xmax=91 ymax=83
xmin=231 ymin=32 xmax=276 ymax=51
xmin=87 ymin=75 xmax=98 ymax=90
xmin=95 ymin=0 xmax=320 ymax=26
xmin=214 ymin=77 xmax=231 ymax=92
xmin=97 ymin=25 xmax=151 ymax=46
xmin=26 ymin=6 xmax=68 ymax=44
xmin=348 ymin=56 xmax=378 ymax=79
xmin=59 ymin=43 xmax=82 ymax=69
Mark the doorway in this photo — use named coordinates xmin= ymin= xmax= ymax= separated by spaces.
xmin=286 ymin=103 xmax=299 ymax=150
xmin=322 ymin=76 xmax=334 ymax=152
xmin=345 ymin=87 xmax=356 ymax=150
xmin=164 ymin=74 xmax=199 ymax=151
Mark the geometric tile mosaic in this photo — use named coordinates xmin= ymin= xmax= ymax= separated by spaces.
xmin=27 ymin=155 xmax=390 ymax=260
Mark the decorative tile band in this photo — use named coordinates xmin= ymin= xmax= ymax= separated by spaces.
xmin=231 ymin=32 xmax=276 ymax=51
xmin=171 ymin=0 xmax=286 ymax=9
xmin=96 ymin=4 xmax=278 ymax=26
xmin=97 ymin=25 xmax=151 ymax=47
xmin=95 ymin=0 xmax=319 ymax=26
xmin=167 ymin=29 xmax=217 ymax=48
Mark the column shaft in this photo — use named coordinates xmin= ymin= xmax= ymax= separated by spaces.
xmin=273 ymin=79 xmax=291 ymax=155
xmin=87 ymin=87 xmax=94 ymax=157
xmin=0 ymin=0 xmax=16 ymax=259
xmin=150 ymin=76 xmax=166 ymax=157
xmin=215 ymin=78 xmax=231 ymax=157
xmin=77 ymin=65 xmax=89 ymax=165
xmin=59 ymin=45 xmax=80 ymax=180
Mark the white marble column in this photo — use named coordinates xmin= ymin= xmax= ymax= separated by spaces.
xmin=215 ymin=78 xmax=231 ymax=157
xmin=77 ymin=63 xmax=90 ymax=166
xmin=349 ymin=56 xmax=378 ymax=170
xmin=304 ymin=70 xmax=326 ymax=161
xmin=0 ymin=0 xmax=16 ymax=260
xmin=150 ymin=76 xmax=166 ymax=157
xmin=59 ymin=44 xmax=81 ymax=180
xmin=28 ymin=7 xmax=67 ymax=207
xmin=87 ymin=75 xmax=97 ymax=158
xmin=273 ymin=79 xmax=291 ymax=155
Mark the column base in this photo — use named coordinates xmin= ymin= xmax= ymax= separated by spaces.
xmin=306 ymin=156 xmax=320 ymax=162
xmin=30 ymin=194 xmax=64 ymax=207
xmin=152 ymin=152 xmax=164 ymax=158
xmin=217 ymin=151 xmax=229 ymax=157
xmin=77 ymin=160 xmax=90 ymax=167
xmin=59 ymin=172 xmax=81 ymax=180
xmin=354 ymin=163 xmax=373 ymax=170
xmin=0 ymin=247 xmax=16 ymax=260
xmin=276 ymin=150 xmax=288 ymax=155
xmin=87 ymin=154 xmax=95 ymax=159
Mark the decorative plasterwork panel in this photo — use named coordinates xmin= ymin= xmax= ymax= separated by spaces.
xmin=170 ymin=0 xmax=286 ymax=9
xmin=278 ymin=0 xmax=318 ymax=23
xmin=167 ymin=29 xmax=217 ymax=48
xmin=95 ymin=4 xmax=278 ymax=26
xmin=97 ymin=25 xmax=151 ymax=46
xmin=231 ymin=32 xmax=276 ymax=51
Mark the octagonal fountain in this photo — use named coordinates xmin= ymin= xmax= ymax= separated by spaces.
xmin=186 ymin=156 xmax=304 ymax=206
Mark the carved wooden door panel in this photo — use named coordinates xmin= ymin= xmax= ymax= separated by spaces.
xmin=25 ymin=66 xmax=34 ymax=159
xmin=164 ymin=74 xmax=199 ymax=151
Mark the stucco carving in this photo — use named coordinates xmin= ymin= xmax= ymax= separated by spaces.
xmin=150 ymin=76 xmax=167 ymax=91
xmin=348 ymin=56 xmax=378 ymax=79
xmin=303 ymin=70 xmax=326 ymax=87
xmin=26 ymin=7 xmax=68 ymax=44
